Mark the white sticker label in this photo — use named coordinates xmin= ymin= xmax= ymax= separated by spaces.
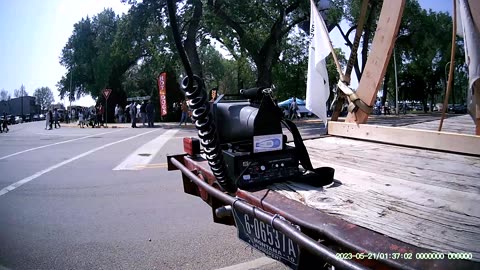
xmin=253 ymin=134 xmax=283 ymax=153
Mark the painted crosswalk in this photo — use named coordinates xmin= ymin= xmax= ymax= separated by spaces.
xmin=112 ymin=129 xmax=179 ymax=171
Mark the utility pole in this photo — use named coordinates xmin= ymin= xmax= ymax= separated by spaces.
xmin=21 ymin=89 xmax=24 ymax=119
xmin=69 ymin=69 xmax=73 ymax=121
xmin=393 ymin=46 xmax=399 ymax=115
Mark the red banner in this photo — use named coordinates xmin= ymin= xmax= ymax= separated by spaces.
xmin=158 ymin=72 xmax=167 ymax=116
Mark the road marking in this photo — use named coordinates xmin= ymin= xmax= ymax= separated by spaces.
xmin=0 ymin=130 xmax=123 ymax=161
xmin=0 ymin=129 xmax=159 ymax=197
xmin=113 ymin=130 xmax=179 ymax=171
xmin=134 ymin=163 xmax=168 ymax=169
xmin=33 ymin=132 xmax=93 ymax=136
xmin=215 ymin=257 xmax=279 ymax=270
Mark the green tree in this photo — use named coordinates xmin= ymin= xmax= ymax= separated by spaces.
xmin=333 ymin=0 xmax=382 ymax=80
xmin=200 ymin=44 xmax=226 ymax=89
xmin=272 ymin=31 xmax=309 ymax=100
xmin=0 ymin=89 xmax=11 ymax=101
xmin=33 ymin=87 xmax=55 ymax=112
xmin=394 ymin=3 xmax=463 ymax=110
xmin=58 ymin=10 xmax=122 ymax=101
xmin=205 ymin=0 xmax=337 ymax=87
xmin=58 ymin=8 xmax=165 ymax=121
xmin=14 ymin=85 xmax=28 ymax=98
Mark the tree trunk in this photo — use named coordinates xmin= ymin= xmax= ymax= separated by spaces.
xmin=256 ymin=63 xmax=272 ymax=87
xmin=381 ymin=69 xmax=390 ymax=106
xmin=430 ymin=92 xmax=435 ymax=112
xmin=451 ymin=83 xmax=455 ymax=106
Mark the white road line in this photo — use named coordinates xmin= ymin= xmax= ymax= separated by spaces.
xmin=0 ymin=129 xmax=159 ymax=197
xmin=32 ymin=132 xmax=96 ymax=137
xmin=215 ymin=257 xmax=279 ymax=270
xmin=113 ymin=129 xmax=179 ymax=170
xmin=0 ymin=130 xmax=123 ymax=161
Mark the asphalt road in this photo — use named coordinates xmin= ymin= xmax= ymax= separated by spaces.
xmin=0 ymin=121 xmax=303 ymax=270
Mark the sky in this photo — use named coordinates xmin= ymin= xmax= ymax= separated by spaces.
xmin=0 ymin=0 xmax=452 ymax=107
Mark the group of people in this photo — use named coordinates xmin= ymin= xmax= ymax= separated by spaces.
xmin=44 ymin=108 xmax=61 ymax=130
xmin=77 ymin=106 xmax=105 ymax=128
xmin=121 ymin=100 xmax=155 ymax=128
xmin=374 ymin=99 xmax=392 ymax=115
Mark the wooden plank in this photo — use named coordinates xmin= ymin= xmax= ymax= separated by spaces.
xmin=404 ymin=115 xmax=476 ymax=135
xmin=276 ymin=136 xmax=480 ymax=261
xmin=345 ymin=0 xmax=406 ymax=124
xmin=303 ymin=137 xmax=480 ymax=193
xmin=328 ymin=121 xmax=480 ymax=155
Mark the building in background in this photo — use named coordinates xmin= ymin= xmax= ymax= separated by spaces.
xmin=0 ymin=96 xmax=40 ymax=116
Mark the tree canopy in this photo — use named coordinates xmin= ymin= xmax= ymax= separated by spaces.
xmin=33 ymin=87 xmax=55 ymax=111
xmin=0 ymin=89 xmax=11 ymax=101
xmin=56 ymin=0 xmax=468 ymax=119
xmin=14 ymin=85 xmax=28 ymax=98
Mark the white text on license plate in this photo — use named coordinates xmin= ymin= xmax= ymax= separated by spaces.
xmin=232 ymin=207 xmax=300 ymax=268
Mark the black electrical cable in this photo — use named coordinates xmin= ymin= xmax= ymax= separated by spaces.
xmin=166 ymin=0 xmax=236 ymax=193
xmin=166 ymin=0 xmax=193 ymax=81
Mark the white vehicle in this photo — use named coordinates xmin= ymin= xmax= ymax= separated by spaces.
xmin=14 ymin=116 xmax=22 ymax=124
xmin=277 ymin=98 xmax=313 ymax=118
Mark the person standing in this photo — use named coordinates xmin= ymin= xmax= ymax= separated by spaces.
xmin=140 ymin=101 xmax=147 ymax=127
xmin=130 ymin=101 xmax=137 ymax=128
xmin=78 ymin=110 xmax=85 ymax=128
xmin=53 ymin=108 xmax=61 ymax=128
xmin=384 ymin=100 xmax=391 ymax=115
xmin=97 ymin=105 xmax=104 ymax=127
xmin=146 ymin=100 xmax=155 ymax=128
xmin=45 ymin=110 xmax=50 ymax=130
xmin=84 ymin=108 xmax=90 ymax=127
xmin=375 ymin=99 xmax=382 ymax=115
xmin=118 ymin=105 xmax=124 ymax=123
xmin=1 ymin=112 xmax=9 ymax=133
xmin=48 ymin=109 xmax=53 ymax=130
xmin=114 ymin=104 xmax=119 ymax=123
xmin=178 ymin=99 xmax=189 ymax=126
xmin=91 ymin=106 xmax=97 ymax=127
xmin=289 ymin=97 xmax=299 ymax=120
xmin=210 ymin=88 xmax=218 ymax=102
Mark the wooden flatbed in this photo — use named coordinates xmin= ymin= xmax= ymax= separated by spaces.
xmin=168 ymin=114 xmax=480 ymax=269
xmin=273 ymin=135 xmax=479 ymax=260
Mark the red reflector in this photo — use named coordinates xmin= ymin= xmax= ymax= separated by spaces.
xmin=183 ymin=137 xmax=200 ymax=156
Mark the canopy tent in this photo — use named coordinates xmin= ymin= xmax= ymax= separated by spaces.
xmin=277 ymin=98 xmax=306 ymax=108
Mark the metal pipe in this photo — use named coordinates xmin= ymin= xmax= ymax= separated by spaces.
xmin=170 ymin=158 xmax=368 ymax=270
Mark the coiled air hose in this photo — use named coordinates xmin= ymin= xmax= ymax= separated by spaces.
xmin=181 ymin=76 xmax=237 ymax=193
xmin=167 ymin=0 xmax=236 ymax=193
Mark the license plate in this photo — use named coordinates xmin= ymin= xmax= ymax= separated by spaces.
xmin=232 ymin=206 xmax=300 ymax=269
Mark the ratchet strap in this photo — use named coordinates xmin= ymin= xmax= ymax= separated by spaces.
xmin=337 ymin=81 xmax=373 ymax=114
xmin=281 ymin=119 xmax=334 ymax=187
